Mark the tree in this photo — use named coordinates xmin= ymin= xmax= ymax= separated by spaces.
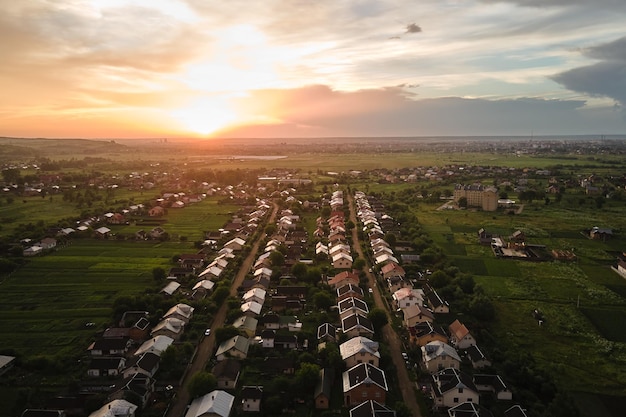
xmin=430 ymin=270 xmax=451 ymax=289
xmin=214 ymin=326 xmax=240 ymax=345
xmin=211 ymin=286 xmax=230 ymax=306
xmin=368 ymin=308 xmax=388 ymax=331
xmin=291 ymin=262 xmax=307 ymax=280
xmin=295 ymin=362 xmax=320 ymax=393
xmin=458 ymin=196 xmax=468 ymax=208
xmin=384 ymin=232 xmax=397 ymax=247
xmin=187 ymin=371 xmax=216 ymax=398
xmin=269 ymin=250 xmax=284 ymax=267
xmin=313 ymin=291 xmax=334 ymax=311
xmin=353 ymin=258 xmax=366 ymax=271
xmin=152 ymin=267 xmax=166 ymax=282
xmin=469 ymin=295 xmax=495 ymax=321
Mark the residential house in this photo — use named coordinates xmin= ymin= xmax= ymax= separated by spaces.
xmin=381 ymin=263 xmax=405 ymax=280
xmin=386 ymin=276 xmax=411 ymax=293
xmin=342 ymin=363 xmax=388 ymax=406
xmin=133 ymin=335 xmax=173 ymax=357
xmin=212 ymin=358 xmax=241 ymax=390
xmin=392 ymin=287 xmax=425 ymax=310
xmin=431 ymin=368 xmax=480 ymax=409
xmin=340 ymin=336 xmax=381 ymax=368
xmin=410 ymin=322 xmax=449 ymax=347
xmin=402 ymin=305 xmax=434 ymax=328
xmin=184 ymin=390 xmax=235 ymax=417
xmin=88 ymin=399 xmax=137 ymax=417
xmin=473 ymin=374 xmax=513 ymax=401
xmin=242 ymin=288 xmax=266 ymax=305
xmin=223 ymin=237 xmax=246 ymax=251
xmin=447 ymin=402 xmax=494 ymax=417
xmin=87 ymin=357 xmax=125 ymax=377
xmin=241 ymin=386 xmax=263 ymax=412
xmin=163 ymin=303 xmax=194 ymax=323
xmin=109 ymin=374 xmax=154 ymax=408
xmin=0 ymin=355 xmax=16 ymax=376
xmin=339 ymin=297 xmax=370 ymax=320
xmin=425 ymin=287 xmax=450 ymax=314
xmin=192 ymin=280 xmax=215 ymax=298
xmin=466 ymin=345 xmax=491 ymax=369
xmin=240 ymin=301 xmax=263 ymax=317
xmin=259 ymin=313 xmax=280 ymax=330
xmin=151 ymin=318 xmax=185 ymax=340
xmin=590 ymin=226 xmax=612 ymax=241
xmin=349 ymin=400 xmax=396 ymax=417
xmin=448 ymin=320 xmax=476 ymax=349
xmin=160 ymin=281 xmax=181 ymax=296
xmin=317 ymin=323 xmax=338 ymax=343
xmin=421 ymin=341 xmax=462 ymax=374
xmin=314 ymin=368 xmax=334 ymax=410
xmin=332 ymin=252 xmax=354 ymax=269
xmin=232 ymin=316 xmax=258 ymax=338
xmin=337 ymin=283 xmax=364 ymax=302
xmin=342 ymin=313 xmax=375 ymax=339
xmin=328 ymin=271 xmax=360 ymax=288
xmin=123 ymin=352 xmax=160 ymax=378
xmin=215 ymin=336 xmax=250 ymax=361
xmin=39 ymin=237 xmax=57 ymax=250
xmin=261 ymin=357 xmax=295 ymax=375
xmin=88 ymin=338 xmax=131 ymax=357
xmin=504 ymin=405 xmax=529 ymax=417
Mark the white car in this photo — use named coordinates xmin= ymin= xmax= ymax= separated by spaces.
xmin=204 ymin=329 xmax=211 ymax=336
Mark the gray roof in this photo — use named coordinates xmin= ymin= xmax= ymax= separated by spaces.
xmin=185 ymin=390 xmax=235 ymax=417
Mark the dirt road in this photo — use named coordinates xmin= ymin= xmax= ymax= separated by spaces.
xmin=347 ymin=192 xmax=422 ymax=417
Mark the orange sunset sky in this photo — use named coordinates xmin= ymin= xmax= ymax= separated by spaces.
xmin=1 ymin=0 xmax=625 ymax=139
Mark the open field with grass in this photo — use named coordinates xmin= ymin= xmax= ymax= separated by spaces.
xmin=415 ymin=198 xmax=626 ymax=400
xmin=0 ymin=240 xmax=192 ymax=358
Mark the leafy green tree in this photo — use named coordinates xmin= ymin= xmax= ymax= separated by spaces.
xmin=214 ymin=326 xmax=240 ymax=345
xmin=353 ymin=258 xmax=366 ymax=271
xmin=269 ymin=250 xmax=284 ymax=267
xmin=291 ymin=262 xmax=307 ymax=280
xmin=313 ymin=291 xmax=334 ymax=311
xmin=368 ymin=308 xmax=388 ymax=331
xmin=187 ymin=371 xmax=216 ymax=398
xmin=152 ymin=267 xmax=166 ymax=282
xmin=211 ymin=286 xmax=230 ymax=306
xmin=295 ymin=362 xmax=320 ymax=392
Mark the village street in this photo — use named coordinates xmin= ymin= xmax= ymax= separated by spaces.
xmin=347 ymin=192 xmax=423 ymax=417
xmin=166 ymin=203 xmax=279 ymax=417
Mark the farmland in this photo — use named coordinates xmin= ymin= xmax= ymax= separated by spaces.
xmin=1 ymin=137 xmax=626 ymax=416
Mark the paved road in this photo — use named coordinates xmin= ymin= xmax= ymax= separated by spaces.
xmin=166 ymin=203 xmax=278 ymax=417
xmin=347 ymin=192 xmax=422 ymax=417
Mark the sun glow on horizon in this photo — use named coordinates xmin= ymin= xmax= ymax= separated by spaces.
xmin=171 ymin=97 xmax=240 ymax=136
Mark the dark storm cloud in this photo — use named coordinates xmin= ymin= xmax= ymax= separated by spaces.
xmin=553 ymin=36 xmax=626 ymax=106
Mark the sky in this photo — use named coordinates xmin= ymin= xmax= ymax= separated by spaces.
xmin=1 ymin=0 xmax=626 ymax=139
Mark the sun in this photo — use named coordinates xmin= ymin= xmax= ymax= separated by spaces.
xmin=171 ymin=97 xmax=239 ymax=136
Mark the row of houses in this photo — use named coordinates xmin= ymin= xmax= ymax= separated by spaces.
xmin=355 ymin=191 xmax=528 ymax=417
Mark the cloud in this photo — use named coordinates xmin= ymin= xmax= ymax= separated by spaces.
xmin=405 ymin=23 xmax=422 ymax=34
xmin=218 ymin=85 xmax=624 ymax=137
xmin=480 ymin=0 xmax=626 ymax=9
xmin=552 ymin=36 xmax=626 ymax=106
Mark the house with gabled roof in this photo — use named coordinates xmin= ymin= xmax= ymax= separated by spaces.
xmin=88 ymin=399 xmax=137 ymax=417
xmin=192 ymin=280 xmax=215 ymax=298
xmin=109 ymin=373 xmax=154 ymax=408
xmin=314 ymin=368 xmax=334 ymax=409
xmin=342 ymin=362 xmax=388 ymax=406
xmin=242 ymin=288 xmax=266 ymax=305
xmin=473 ymin=374 xmax=513 ymax=400
xmin=87 ymin=357 xmax=125 ymax=377
xmin=425 ymin=286 xmax=450 ymax=314
xmin=151 ymin=318 xmax=185 ymax=340
xmin=328 ymin=270 xmax=360 ymax=288
xmin=88 ymin=338 xmax=131 ymax=357
xmin=349 ymin=400 xmax=396 ymax=417
xmin=212 ymin=358 xmax=241 ymax=390
xmin=240 ymin=301 xmax=263 ymax=317
xmin=504 ymin=405 xmax=529 ymax=417
xmin=232 ymin=316 xmax=258 ymax=338
xmin=410 ymin=321 xmax=449 ymax=347
xmin=381 ymin=262 xmax=405 ymax=279
xmin=163 ymin=303 xmax=194 ymax=323
xmin=421 ymin=341 xmax=461 ymax=374
xmin=466 ymin=345 xmax=491 ymax=369
xmin=184 ymin=390 xmax=235 ymax=417
xmin=317 ymin=323 xmax=338 ymax=343
xmin=447 ymin=402 xmax=493 ymax=417
xmin=332 ymin=252 xmax=354 ymax=269
xmin=338 ymin=297 xmax=369 ymax=320
xmin=123 ymin=351 xmax=160 ymax=379
xmin=134 ymin=335 xmax=173 ymax=357
xmin=448 ymin=320 xmax=476 ymax=349
xmin=216 ymin=336 xmax=250 ymax=361
xmin=160 ymin=281 xmax=180 ymax=296
xmin=241 ymin=386 xmax=263 ymax=412
xmin=386 ymin=276 xmax=411 ymax=293
xmin=340 ymin=336 xmax=380 ymax=368
xmin=198 ymin=265 xmax=224 ymax=280
xmin=402 ymin=304 xmax=434 ymax=327
xmin=337 ymin=283 xmax=364 ymax=301
xmin=223 ymin=237 xmax=246 ymax=251
xmin=342 ymin=313 xmax=375 ymax=339
xmin=392 ymin=287 xmax=425 ymax=310
xmin=431 ymin=368 xmax=480 ymax=409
